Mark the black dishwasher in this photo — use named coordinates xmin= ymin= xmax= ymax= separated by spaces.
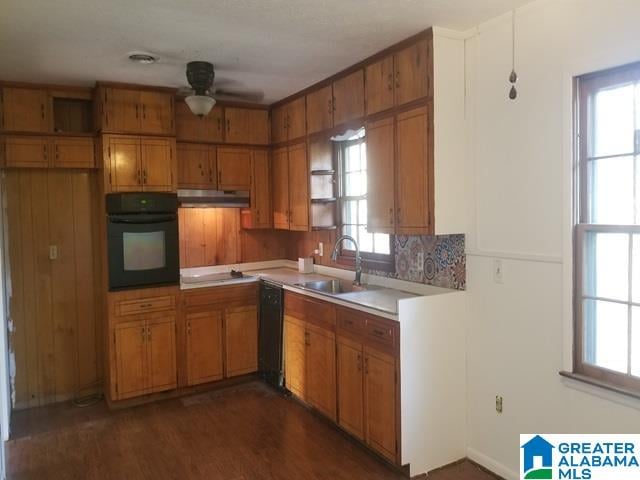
xmin=259 ymin=281 xmax=284 ymax=389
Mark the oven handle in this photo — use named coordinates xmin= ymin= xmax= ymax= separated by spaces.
xmin=109 ymin=214 xmax=176 ymax=224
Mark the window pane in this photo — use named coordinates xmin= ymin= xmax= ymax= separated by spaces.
xmin=589 ymin=156 xmax=634 ymax=224
xmin=592 ymin=84 xmax=635 ymax=157
xmin=358 ymin=226 xmax=373 ymax=253
xmin=632 ymin=307 xmax=640 ymax=376
xmin=343 ymin=200 xmax=357 ymax=224
xmin=345 ymin=171 xmax=365 ymax=196
xmin=584 ymin=299 xmax=628 ymax=373
xmin=345 ymin=145 xmax=361 ymax=172
xmin=374 ymin=233 xmax=391 ymax=255
xmin=358 ymin=200 xmax=367 ymax=225
xmin=633 ymin=235 xmax=640 ymax=303
xmin=584 ymin=232 xmax=629 ymax=301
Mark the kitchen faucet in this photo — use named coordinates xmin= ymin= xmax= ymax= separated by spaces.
xmin=330 ymin=235 xmax=362 ymax=286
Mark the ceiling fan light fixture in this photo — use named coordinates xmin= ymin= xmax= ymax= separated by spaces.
xmin=185 ymin=95 xmax=216 ymax=117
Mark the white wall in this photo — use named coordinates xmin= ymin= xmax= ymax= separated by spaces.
xmin=463 ymin=1 xmax=640 ymax=478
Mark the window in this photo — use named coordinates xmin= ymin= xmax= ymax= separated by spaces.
xmin=575 ymin=62 xmax=640 ymax=392
xmin=336 ymin=130 xmax=393 ymax=269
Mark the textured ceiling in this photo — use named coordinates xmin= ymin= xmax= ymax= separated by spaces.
xmin=0 ymin=0 xmax=533 ymax=103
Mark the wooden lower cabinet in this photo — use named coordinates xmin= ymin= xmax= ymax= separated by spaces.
xmin=224 ymin=305 xmax=258 ymax=377
xmin=186 ymin=311 xmax=224 ymax=386
xmin=305 ymin=322 xmax=336 ymax=420
xmin=147 ymin=317 xmax=178 ymax=393
xmin=337 ymin=337 xmax=365 ymax=440
xmin=283 ymin=315 xmax=307 ymax=398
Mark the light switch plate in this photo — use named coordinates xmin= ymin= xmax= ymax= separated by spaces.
xmin=493 ymin=259 xmax=503 ymax=284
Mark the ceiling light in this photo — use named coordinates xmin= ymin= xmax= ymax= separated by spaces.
xmin=128 ymin=52 xmax=157 ymax=64
xmin=185 ymin=95 xmax=216 ymax=117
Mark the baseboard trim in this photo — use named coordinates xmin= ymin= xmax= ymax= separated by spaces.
xmin=467 ymin=448 xmax=518 ymax=480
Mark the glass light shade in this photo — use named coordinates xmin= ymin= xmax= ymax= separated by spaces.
xmin=185 ymin=95 xmax=216 ymax=117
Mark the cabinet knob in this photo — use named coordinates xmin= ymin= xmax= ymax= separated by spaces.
xmin=357 ymin=353 xmax=362 ymax=371
xmin=364 ymin=357 xmax=369 ymax=374
xmin=395 ymin=71 xmax=400 ymax=89
xmin=327 ymin=99 xmax=332 ymax=115
xmin=396 ymin=207 xmax=401 ymax=224
xmin=41 ymin=103 xmax=45 ymax=120
xmin=226 ymin=119 xmax=231 ymax=133
xmin=387 ymin=73 xmax=394 ymax=91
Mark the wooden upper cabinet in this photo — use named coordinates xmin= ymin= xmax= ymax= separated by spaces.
xmin=394 ymin=38 xmax=431 ymax=106
xmin=52 ymin=137 xmax=95 ymax=169
xmin=284 ymin=315 xmax=306 ymax=398
xmin=139 ymin=91 xmax=174 ymax=135
xmin=186 ymin=311 xmax=224 ymax=386
xmin=217 ymin=147 xmax=251 ymax=190
xmin=272 ymin=147 xmax=290 ymax=230
xmin=364 ymin=346 xmax=397 ymax=462
xmin=225 ymin=107 xmax=269 ymax=145
xmin=175 ymin=101 xmax=224 ymax=143
xmin=287 ymin=97 xmax=306 ymax=141
xmin=333 ymin=70 xmax=365 ymax=126
xmin=270 ymin=105 xmax=287 ymax=144
xmin=140 ymin=137 xmax=176 ymax=192
xmin=107 ymin=135 xmax=141 ymax=192
xmin=101 ymin=87 xmax=174 ymax=135
xmin=2 ymin=136 xmax=49 ymax=168
xmin=243 ymin=149 xmax=271 ymax=229
xmin=224 ymin=305 xmax=258 ymax=377
xmin=365 ymin=56 xmax=395 ymax=115
xmin=287 ymin=142 xmax=309 ymax=231
xmin=177 ymin=143 xmax=216 ymax=189
xmin=0 ymin=87 xmax=50 ymax=133
xmin=114 ymin=320 xmax=148 ymax=400
xmin=366 ymin=116 xmax=395 ymax=234
xmin=306 ymin=85 xmax=333 ymax=135
xmin=305 ymin=323 xmax=337 ymax=421
xmin=395 ymin=105 xmax=432 ymax=234
xmin=337 ymin=337 xmax=365 ymax=440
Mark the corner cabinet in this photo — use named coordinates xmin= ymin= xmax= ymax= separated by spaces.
xmin=102 ymin=134 xmax=177 ymax=193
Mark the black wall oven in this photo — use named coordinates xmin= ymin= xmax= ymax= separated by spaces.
xmin=107 ymin=193 xmax=179 ymax=291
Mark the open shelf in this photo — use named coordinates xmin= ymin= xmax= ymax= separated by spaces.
xmin=53 ymin=98 xmax=93 ymax=134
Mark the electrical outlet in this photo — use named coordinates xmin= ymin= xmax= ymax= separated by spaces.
xmin=496 ymin=395 xmax=503 ymax=414
xmin=493 ymin=259 xmax=504 ymax=284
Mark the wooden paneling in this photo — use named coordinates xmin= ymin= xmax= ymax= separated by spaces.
xmin=5 ymin=170 xmax=101 ymax=409
xmin=217 ymin=147 xmax=251 ymax=190
xmin=288 ymin=142 xmax=309 ymax=231
xmin=224 ymin=305 xmax=258 ymax=377
xmin=1 ymin=87 xmax=50 ymax=133
xmin=177 ymin=143 xmax=216 ymax=189
xmin=333 ymin=70 xmax=365 ymax=126
xmin=3 ymin=136 xmax=49 ymax=168
xmin=365 ymin=56 xmax=395 ymax=115
xmin=306 ymin=85 xmax=333 ymax=135
xmin=394 ymin=38 xmax=430 ymax=106
xmin=365 ymin=115 xmax=395 ymax=234
xmin=175 ymin=101 xmax=224 ymax=143
xmin=186 ymin=311 xmax=224 ymax=386
xmin=272 ymin=147 xmax=289 ymax=229
xmin=52 ymin=137 xmax=95 ymax=168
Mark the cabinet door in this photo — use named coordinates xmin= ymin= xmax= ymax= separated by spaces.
xmin=108 ymin=136 xmax=141 ymax=191
xmin=286 ymin=97 xmax=306 ymax=140
xmin=284 ymin=315 xmax=306 ymax=399
xmin=247 ymin=109 xmax=269 ymax=145
xmin=52 ymin=137 xmax=95 ymax=168
xmin=104 ymin=88 xmax=140 ymax=133
xmin=175 ymin=101 xmax=224 ymax=142
xmin=365 ymin=56 xmax=394 ymax=115
xmin=337 ymin=337 xmax=365 ymax=440
xmin=364 ymin=347 xmax=397 ymax=462
xmin=366 ymin=116 xmax=395 ymax=234
xmin=224 ymin=305 xmax=258 ymax=377
xmin=271 ymin=105 xmax=287 ymax=144
xmin=333 ymin=70 xmax=364 ymax=126
xmin=114 ymin=320 xmax=147 ymax=400
xmin=288 ymin=143 xmax=309 ymax=231
xmin=217 ymin=147 xmax=251 ymax=190
xmin=139 ymin=91 xmax=174 ymax=135
xmin=141 ymin=138 xmax=175 ymax=192
xmin=305 ymin=324 xmax=337 ymax=421
xmin=1 ymin=87 xmax=50 ymax=133
xmin=147 ymin=317 xmax=177 ymax=393
xmin=250 ymin=150 xmax=272 ymax=228
xmin=186 ymin=311 xmax=224 ymax=386
xmin=272 ymin=147 xmax=290 ymax=230
xmin=177 ymin=143 xmax=216 ymax=189
xmin=3 ymin=136 xmax=49 ymax=168
xmin=395 ymin=105 xmax=431 ymax=234
xmin=394 ymin=38 xmax=430 ymax=106
xmin=224 ymin=107 xmax=250 ymax=144
xmin=179 ymin=208 xmax=206 ymax=268
xmin=306 ymin=85 xmax=333 ymax=135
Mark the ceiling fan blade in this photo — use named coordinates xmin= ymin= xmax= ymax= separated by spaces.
xmin=213 ymin=88 xmax=264 ymax=103
xmin=176 ymin=86 xmax=195 ymax=97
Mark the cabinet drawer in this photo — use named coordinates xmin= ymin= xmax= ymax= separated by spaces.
xmin=285 ymin=292 xmax=336 ymax=328
xmin=182 ymin=284 xmax=258 ymax=308
xmin=365 ymin=317 xmax=395 ymax=347
xmin=336 ymin=308 xmax=366 ymax=335
xmin=116 ymin=295 xmax=175 ymax=316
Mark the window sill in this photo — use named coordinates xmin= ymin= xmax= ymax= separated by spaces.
xmin=559 ymin=371 xmax=640 ymax=403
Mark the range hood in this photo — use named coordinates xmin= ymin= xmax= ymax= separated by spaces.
xmin=177 ymin=189 xmax=250 ymax=208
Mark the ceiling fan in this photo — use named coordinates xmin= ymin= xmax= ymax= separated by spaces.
xmin=178 ymin=61 xmax=264 ymax=117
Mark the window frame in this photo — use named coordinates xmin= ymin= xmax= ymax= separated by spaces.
xmin=574 ymin=62 xmax=640 ymax=392
xmin=335 ymin=135 xmax=395 ymax=272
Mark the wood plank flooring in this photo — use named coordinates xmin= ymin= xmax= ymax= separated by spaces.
xmin=8 ymin=381 xmax=499 ymax=480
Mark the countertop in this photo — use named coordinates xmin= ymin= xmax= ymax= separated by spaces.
xmin=180 ymin=266 xmax=418 ymax=319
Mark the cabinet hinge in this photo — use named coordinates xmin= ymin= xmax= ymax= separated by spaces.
xmin=115 ymin=382 xmax=118 ymax=395
xmin=109 ymin=171 xmax=112 ymax=185
xmin=108 ymin=146 xmax=111 ymax=158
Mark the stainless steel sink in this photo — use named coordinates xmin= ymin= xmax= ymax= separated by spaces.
xmin=296 ymin=279 xmax=381 ymax=295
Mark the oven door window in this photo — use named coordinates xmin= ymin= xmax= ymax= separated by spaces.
xmin=123 ymin=231 xmax=166 ymax=271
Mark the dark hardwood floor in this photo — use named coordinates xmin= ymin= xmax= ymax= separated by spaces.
xmin=8 ymin=382 xmax=498 ymax=480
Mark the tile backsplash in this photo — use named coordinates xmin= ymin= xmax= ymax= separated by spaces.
xmin=369 ymin=234 xmax=466 ymax=290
